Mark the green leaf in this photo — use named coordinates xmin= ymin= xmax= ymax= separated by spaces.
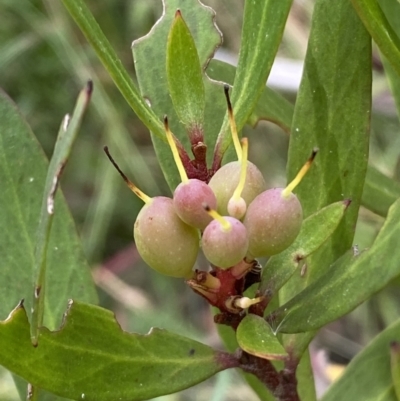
xmin=214 ymin=0 xmax=293 ymax=162
xmin=391 ymin=342 xmax=400 ymax=400
xmin=31 ymin=82 xmax=92 ymax=345
xmin=133 ymin=0 xmax=224 ymax=189
xmin=362 ymin=166 xmax=400 ymax=217
xmin=271 ymin=198 xmax=400 ymax=334
xmin=351 ymin=0 xmax=400 ymax=78
xmin=167 ymin=10 xmax=205 ymax=131
xmin=206 ymin=59 xmax=294 ymax=133
xmin=321 ymin=319 xmax=400 ymax=401
xmin=277 ymin=0 xmax=371 ymax=355
xmin=378 ymin=0 xmax=400 ymax=120
xmin=237 ymin=315 xmax=286 ymax=361
xmin=60 ymin=0 xmax=165 ymax=140
xmin=286 ymin=0 xmax=371 ymax=271
xmin=0 ymin=301 xmax=237 ymax=401
xmin=296 ymin=351 xmax=317 ymax=401
xmin=0 ymin=90 xmax=97 ymax=327
xmin=259 ymin=200 xmax=349 ymax=300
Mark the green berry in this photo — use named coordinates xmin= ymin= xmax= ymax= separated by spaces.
xmin=134 ymin=197 xmax=199 ymax=278
xmin=208 ymin=161 xmax=266 ymax=217
xmin=244 ymin=188 xmax=302 ymax=258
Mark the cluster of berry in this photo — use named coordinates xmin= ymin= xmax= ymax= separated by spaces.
xmin=104 ymin=86 xmax=316 ymax=281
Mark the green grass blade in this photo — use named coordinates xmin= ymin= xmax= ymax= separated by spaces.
xmin=60 ymin=0 xmax=165 ymax=140
xmin=30 ymin=82 xmax=92 ymax=345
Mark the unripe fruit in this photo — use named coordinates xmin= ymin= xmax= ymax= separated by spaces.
xmin=244 ymin=188 xmax=302 ymax=257
xmin=202 ymin=207 xmax=249 ymax=268
xmin=244 ymin=149 xmax=318 ymax=258
xmin=104 ymin=146 xmax=199 ymax=279
xmin=208 ymin=161 xmax=266 ymax=216
xmin=134 ymin=197 xmax=199 ymax=278
xmin=209 ymin=86 xmax=266 ymax=217
xmin=173 ymin=179 xmax=217 ymax=230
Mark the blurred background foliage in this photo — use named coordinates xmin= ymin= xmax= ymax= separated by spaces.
xmin=0 ymin=0 xmax=399 ymax=400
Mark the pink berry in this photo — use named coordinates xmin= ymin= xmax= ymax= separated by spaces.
xmin=173 ymin=179 xmax=217 ymax=230
xmin=202 ymin=216 xmax=248 ymax=268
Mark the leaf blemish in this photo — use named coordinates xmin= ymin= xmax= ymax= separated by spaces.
xmin=189 ymin=348 xmax=195 ymax=356
xmin=294 ymin=253 xmax=304 ymax=263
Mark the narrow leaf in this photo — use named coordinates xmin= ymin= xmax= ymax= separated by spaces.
xmin=321 ymin=319 xmax=400 ymax=401
xmin=379 ymin=0 xmax=400 ymax=120
xmin=213 ymin=0 xmax=293 ymax=166
xmin=362 ymin=166 xmax=400 ymax=217
xmin=286 ymin=0 xmax=371 ymax=271
xmin=0 ymin=90 xmax=97 ymax=327
xmin=167 ymin=10 xmax=205 ymax=131
xmin=271 ymin=198 xmax=400 ymax=334
xmin=0 ymin=302 xmax=238 ymax=401
xmin=259 ymin=200 xmax=349 ymax=300
xmin=237 ymin=315 xmax=286 ymax=361
xmin=277 ymin=0 xmax=372 ymax=350
xmin=60 ymin=0 xmax=165 ymax=140
xmin=277 ymin=0 xmax=371 ymax=358
xmin=351 ymin=0 xmax=400 ymax=78
xmin=132 ymin=0 xmax=223 ymax=189
xmin=296 ymin=351 xmax=317 ymax=401
xmin=31 ymin=81 xmax=92 ymax=345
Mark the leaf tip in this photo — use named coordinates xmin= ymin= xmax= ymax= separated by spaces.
xmin=391 ymin=341 xmax=400 ymax=354
xmin=85 ymin=80 xmax=93 ymax=97
xmin=175 ymin=9 xmax=182 ymax=19
xmin=343 ymin=198 xmax=352 ymax=208
xmin=17 ymin=298 xmax=25 ymax=309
